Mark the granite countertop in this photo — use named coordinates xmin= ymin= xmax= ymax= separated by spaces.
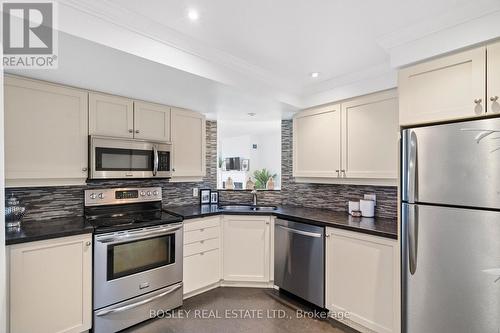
xmin=164 ymin=205 xmax=398 ymax=239
xmin=5 ymin=217 xmax=93 ymax=245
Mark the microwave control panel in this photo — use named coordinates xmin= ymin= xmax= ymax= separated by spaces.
xmin=158 ymin=151 xmax=170 ymax=171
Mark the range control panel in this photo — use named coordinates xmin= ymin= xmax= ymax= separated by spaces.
xmin=85 ymin=187 xmax=162 ymax=206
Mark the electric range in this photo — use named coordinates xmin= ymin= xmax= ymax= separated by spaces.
xmin=84 ymin=187 xmax=183 ymax=333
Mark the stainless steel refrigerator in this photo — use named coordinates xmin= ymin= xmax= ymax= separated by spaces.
xmin=402 ymin=117 xmax=500 ymax=333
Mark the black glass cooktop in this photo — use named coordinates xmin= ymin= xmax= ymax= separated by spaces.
xmin=85 ymin=202 xmax=183 ymax=233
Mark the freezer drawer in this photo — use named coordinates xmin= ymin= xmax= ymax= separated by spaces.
xmin=274 ymin=219 xmax=324 ymax=308
xmin=402 ymin=117 xmax=500 ymax=209
xmin=402 ymin=204 xmax=500 ymax=333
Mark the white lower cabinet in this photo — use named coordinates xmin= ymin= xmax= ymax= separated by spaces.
xmin=325 ymin=227 xmax=399 ymax=333
xmin=183 ymin=217 xmax=222 ymax=296
xmin=222 ymin=215 xmax=271 ymax=282
xmin=8 ymin=234 xmax=92 ymax=333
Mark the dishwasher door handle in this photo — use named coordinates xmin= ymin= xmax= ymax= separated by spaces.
xmin=277 ymin=225 xmax=323 ymax=238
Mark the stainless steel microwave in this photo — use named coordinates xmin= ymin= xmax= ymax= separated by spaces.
xmin=89 ymin=136 xmax=172 ymax=179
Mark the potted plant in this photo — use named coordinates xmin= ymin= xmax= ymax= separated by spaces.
xmin=253 ymin=168 xmax=277 ymax=190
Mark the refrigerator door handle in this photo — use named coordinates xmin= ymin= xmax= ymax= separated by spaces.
xmin=408 ymin=204 xmax=419 ymax=275
xmin=408 ymin=130 xmax=419 ymax=203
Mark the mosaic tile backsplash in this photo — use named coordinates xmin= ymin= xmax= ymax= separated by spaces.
xmin=6 ymin=119 xmax=397 ymax=221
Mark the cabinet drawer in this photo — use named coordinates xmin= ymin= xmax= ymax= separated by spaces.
xmin=184 ymin=217 xmax=220 ymax=232
xmin=184 ymin=238 xmax=220 ymax=257
xmin=183 ymin=248 xmax=220 ymax=294
xmin=184 ymin=226 xmax=219 ymax=244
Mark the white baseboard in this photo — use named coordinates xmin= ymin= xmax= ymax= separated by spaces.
xmin=183 ymin=280 xmax=275 ymax=300
xmin=220 ymin=280 xmax=274 ymax=288
xmin=183 ymin=282 xmax=220 ymax=300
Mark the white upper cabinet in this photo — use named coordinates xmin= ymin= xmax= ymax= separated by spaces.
xmin=89 ymin=92 xmax=134 ymax=138
xmin=170 ymin=107 xmax=206 ymax=179
xmin=8 ymin=234 xmax=92 ymax=333
xmin=293 ymin=104 xmax=341 ymax=178
xmin=90 ymin=94 xmax=172 ymax=141
xmin=222 ymin=215 xmax=271 ymax=283
xmin=341 ymin=90 xmax=398 ymax=179
xmin=487 ymin=40 xmax=500 ymax=114
xmin=326 ymin=228 xmax=399 ymax=333
xmin=399 ymin=46 xmax=486 ymax=126
xmin=292 ymin=90 xmax=398 ymax=184
xmin=133 ymin=101 xmax=171 ymax=141
xmin=5 ymin=76 xmax=88 ymax=187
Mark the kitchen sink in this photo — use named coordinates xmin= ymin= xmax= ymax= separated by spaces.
xmin=218 ymin=204 xmax=278 ymax=211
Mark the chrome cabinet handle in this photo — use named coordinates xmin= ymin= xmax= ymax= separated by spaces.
xmin=128 ymin=129 xmax=133 ymax=133
xmin=491 ymin=96 xmax=499 ymax=102
xmin=82 ymin=167 xmax=88 ymax=172
xmin=335 ymin=170 xmax=340 ymax=177
xmin=95 ymin=283 xmax=183 ymax=317
xmin=135 ymin=130 xmax=140 ymax=134
xmin=474 ymin=98 xmax=482 ymax=104
xmin=85 ymin=241 xmax=91 ymax=246
xmin=341 ymin=169 xmax=346 ymax=177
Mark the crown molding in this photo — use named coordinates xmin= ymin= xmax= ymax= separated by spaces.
xmin=299 ymin=61 xmax=397 ymax=108
xmin=376 ymin=0 xmax=500 ymax=68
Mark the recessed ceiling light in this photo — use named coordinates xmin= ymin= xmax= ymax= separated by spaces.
xmin=188 ymin=9 xmax=199 ymax=21
xmin=310 ymin=72 xmax=320 ymax=78
xmin=248 ymin=112 xmax=257 ymax=117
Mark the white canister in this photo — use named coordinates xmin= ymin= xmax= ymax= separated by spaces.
xmin=348 ymin=201 xmax=360 ymax=215
xmin=359 ymin=199 xmax=375 ymax=217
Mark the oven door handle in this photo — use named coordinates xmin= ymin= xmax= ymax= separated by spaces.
xmin=95 ymin=282 xmax=183 ymax=317
xmin=96 ymin=223 xmax=183 ymax=244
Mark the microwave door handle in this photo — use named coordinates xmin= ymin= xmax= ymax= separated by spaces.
xmin=153 ymin=146 xmax=158 ymax=176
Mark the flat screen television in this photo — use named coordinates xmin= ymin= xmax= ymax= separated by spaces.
xmin=225 ymin=157 xmax=241 ymax=170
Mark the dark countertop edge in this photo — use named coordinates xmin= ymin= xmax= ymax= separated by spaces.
xmin=164 ymin=207 xmax=398 ymax=240
xmin=5 ymin=226 xmax=94 ymax=246
xmin=5 ymin=215 xmax=94 ymax=246
xmin=273 ymin=212 xmax=397 ymax=240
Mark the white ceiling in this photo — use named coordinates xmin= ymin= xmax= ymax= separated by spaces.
xmin=103 ymin=0 xmax=450 ymax=88
xmin=7 ymin=32 xmax=297 ymax=121
xmin=9 ymin=0 xmax=500 ymax=119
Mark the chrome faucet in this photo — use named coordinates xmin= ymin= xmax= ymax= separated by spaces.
xmin=251 ymin=189 xmax=258 ymax=206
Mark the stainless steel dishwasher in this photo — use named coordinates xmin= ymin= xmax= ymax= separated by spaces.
xmin=274 ymin=219 xmax=325 ymax=308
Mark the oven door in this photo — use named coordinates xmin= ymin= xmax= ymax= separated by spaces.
xmin=89 ymin=136 xmax=172 ymax=179
xmin=94 ymin=223 xmax=183 ymax=309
